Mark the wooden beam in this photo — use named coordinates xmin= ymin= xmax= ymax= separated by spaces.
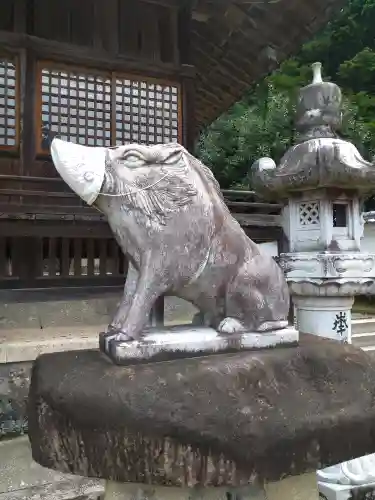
xmin=0 ymin=219 xmax=112 ymax=238
xmin=0 ymin=276 xmax=125 ymax=291
xmin=0 ymin=285 xmax=124 ymax=302
xmin=226 ymin=201 xmax=283 ymax=213
xmin=233 ymin=212 xmax=281 ymax=227
xmin=0 ymin=30 xmax=194 ymax=80
xmin=0 ymin=174 xmax=63 ymax=183
xmin=0 ymin=204 xmax=100 ymax=217
xmin=142 ymin=0 xmax=180 ymax=8
xmin=0 ymin=188 xmax=77 ymax=198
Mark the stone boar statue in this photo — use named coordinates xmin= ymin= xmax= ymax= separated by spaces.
xmin=51 ymin=138 xmax=289 ymax=341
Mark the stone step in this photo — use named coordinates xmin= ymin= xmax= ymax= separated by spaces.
xmin=352 ymin=332 xmax=375 ymax=350
xmin=352 ymin=318 xmax=375 ymax=350
xmin=0 ymin=436 xmax=104 ymax=500
xmin=352 ymin=317 xmax=375 ymax=335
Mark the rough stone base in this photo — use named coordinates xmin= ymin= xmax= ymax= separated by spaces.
xmin=28 ymin=336 xmax=375 ymax=485
xmin=0 ymin=362 xmax=30 ymax=438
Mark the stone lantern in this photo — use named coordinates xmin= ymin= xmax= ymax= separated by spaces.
xmin=252 ymin=61 xmax=375 ymax=344
xmin=253 ymin=62 xmax=375 ymax=499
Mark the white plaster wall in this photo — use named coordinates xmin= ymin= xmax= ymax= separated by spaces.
xmin=361 ymin=222 xmax=375 ymax=253
xmin=258 ymin=241 xmax=279 ymax=258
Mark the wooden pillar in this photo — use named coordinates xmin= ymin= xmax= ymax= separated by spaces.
xmin=20 ymin=50 xmax=37 ymax=176
xmin=182 ymin=74 xmax=196 ymax=152
xmin=11 ymin=237 xmax=43 ymax=281
xmin=178 ymin=0 xmax=196 ymax=153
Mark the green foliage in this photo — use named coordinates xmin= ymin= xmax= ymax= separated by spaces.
xmin=197 ymin=0 xmax=375 ymax=195
xmin=196 ymin=86 xmax=294 ymax=188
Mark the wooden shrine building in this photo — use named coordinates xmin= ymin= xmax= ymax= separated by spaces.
xmin=0 ymin=0 xmax=343 ymax=296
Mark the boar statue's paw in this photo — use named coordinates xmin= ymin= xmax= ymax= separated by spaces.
xmin=218 ymin=317 xmax=246 ymax=334
xmin=114 ymin=331 xmax=135 ymax=342
xmin=106 ymin=325 xmax=135 ymax=342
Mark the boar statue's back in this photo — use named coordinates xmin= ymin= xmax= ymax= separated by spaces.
xmin=50 ymin=139 xmax=290 ymax=341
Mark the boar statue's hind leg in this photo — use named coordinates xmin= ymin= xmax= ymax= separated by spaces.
xmin=218 ymin=256 xmax=289 ymax=334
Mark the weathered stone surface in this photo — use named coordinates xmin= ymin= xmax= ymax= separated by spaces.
xmin=28 ymin=335 xmax=375 ymax=486
xmin=0 ymin=362 xmax=30 ymax=438
xmin=0 ymin=481 xmax=103 ymax=500
xmin=0 ymin=480 xmax=103 ymax=500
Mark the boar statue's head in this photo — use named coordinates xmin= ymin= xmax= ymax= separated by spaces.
xmin=50 ymin=138 xmax=221 ymax=225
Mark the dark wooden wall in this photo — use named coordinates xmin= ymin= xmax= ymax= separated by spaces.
xmin=0 ymin=0 xmax=180 ymax=63
xmin=0 ymin=0 xmax=283 ymax=302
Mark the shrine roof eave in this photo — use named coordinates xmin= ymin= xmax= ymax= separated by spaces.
xmin=191 ymin=0 xmax=346 ymax=129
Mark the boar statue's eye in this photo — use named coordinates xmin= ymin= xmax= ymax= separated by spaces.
xmin=123 ymin=153 xmax=145 ymax=166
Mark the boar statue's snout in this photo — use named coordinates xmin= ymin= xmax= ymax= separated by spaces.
xmin=50 ymin=138 xmax=106 ymax=206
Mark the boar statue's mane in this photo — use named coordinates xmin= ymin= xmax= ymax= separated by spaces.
xmin=102 ymin=144 xmax=229 ymax=225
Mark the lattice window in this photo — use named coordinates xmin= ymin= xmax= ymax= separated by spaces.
xmin=299 ymin=202 xmax=320 ymax=226
xmin=0 ymin=56 xmax=18 ymax=149
xmin=37 ymin=62 xmax=182 ymax=153
xmin=114 ymin=77 xmax=180 ymax=145
xmin=39 ymin=66 xmax=112 ymax=152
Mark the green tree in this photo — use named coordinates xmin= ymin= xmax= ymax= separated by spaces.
xmin=197 ymin=0 xmax=375 ymax=193
xmin=196 ymin=86 xmax=294 ymax=189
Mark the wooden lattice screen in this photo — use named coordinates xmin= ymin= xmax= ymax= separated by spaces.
xmin=114 ymin=77 xmax=180 ymax=144
xmin=0 ymin=235 xmax=126 ymax=287
xmin=37 ymin=62 xmax=182 ymax=153
xmin=40 ymin=67 xmax=112 ymax=149
xmin=0 ymin=54 xmax=19 ymax=150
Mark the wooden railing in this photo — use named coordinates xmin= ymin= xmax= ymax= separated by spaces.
xmin=0 ymin=235 xmax=126 ymax=288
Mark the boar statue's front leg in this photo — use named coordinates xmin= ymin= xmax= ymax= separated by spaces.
xmin=110 ymin=259 xmax=168 ymax=341
xmin=108 ymin=262 xmax=138 ymax=334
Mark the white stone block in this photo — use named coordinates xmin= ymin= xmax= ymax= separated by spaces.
xmin=101 ymin=324 xmax=298 ymax=364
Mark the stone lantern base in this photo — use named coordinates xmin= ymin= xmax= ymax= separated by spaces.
xmin=293 ymin=296 xmax=354 ymax=343
xmin=278 ymin=251 xmax=375 ymax=343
